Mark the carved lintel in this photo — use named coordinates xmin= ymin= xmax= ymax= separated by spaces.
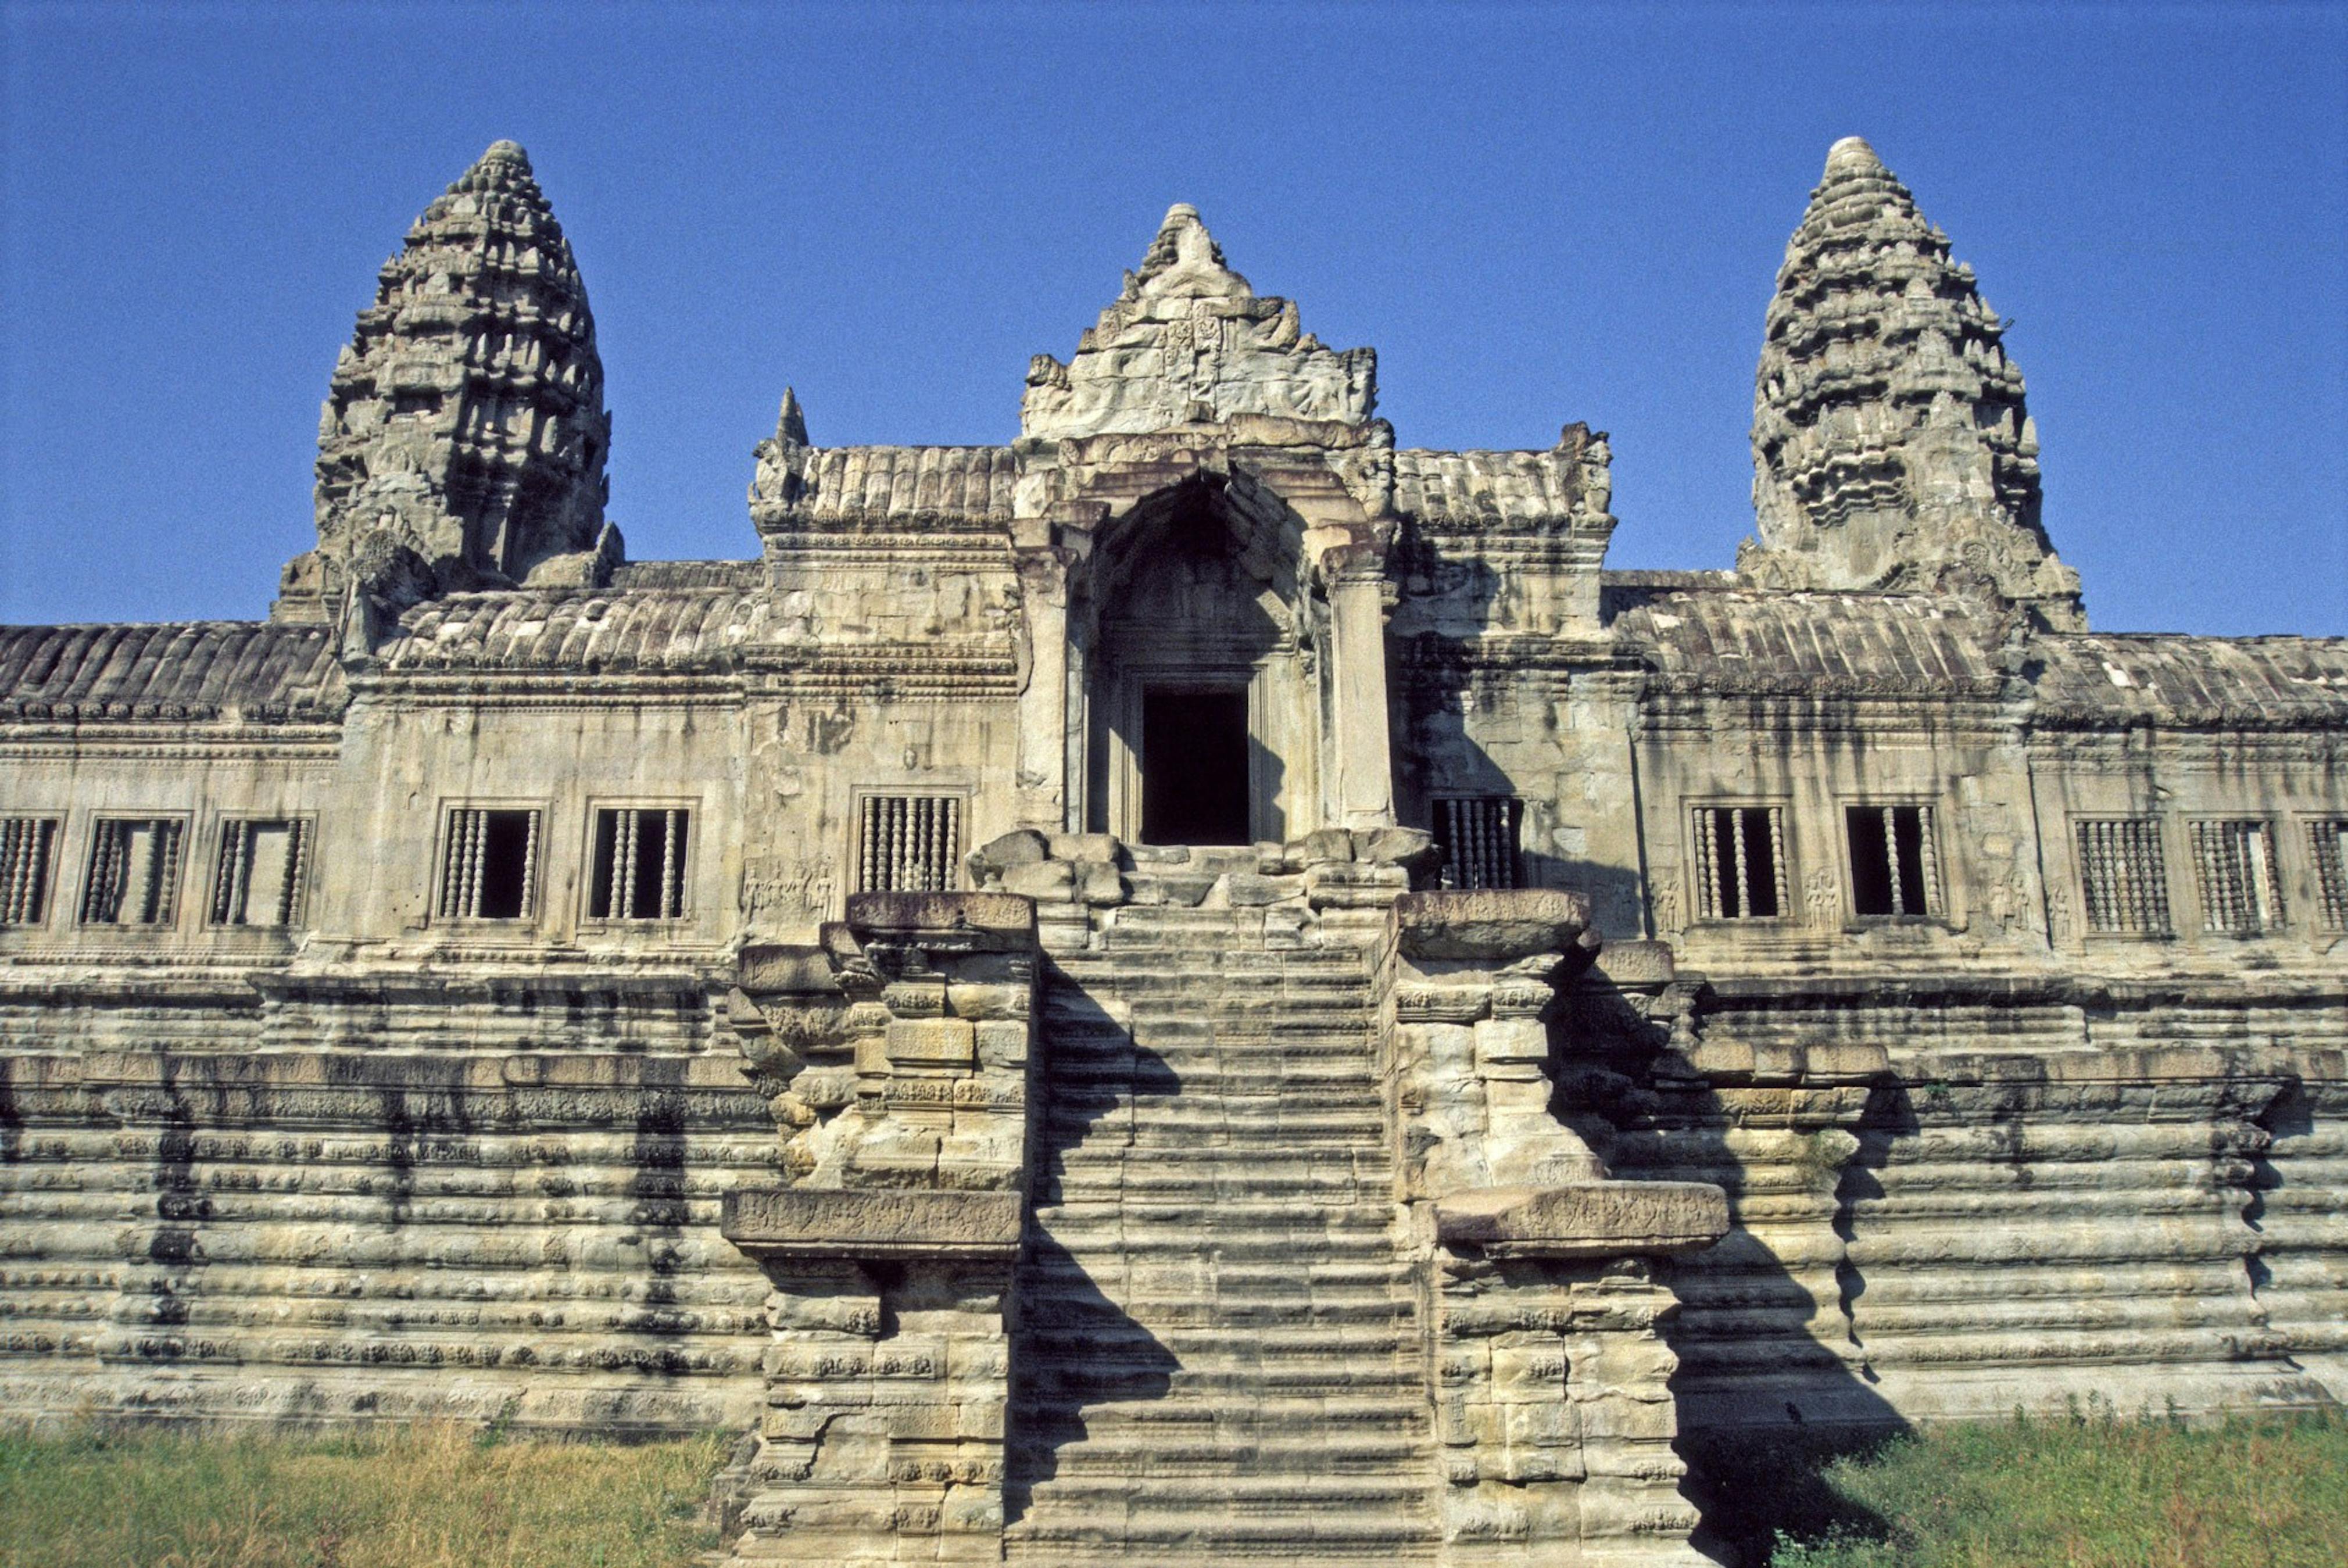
xmin=722 ymin=1187 xmax=1023 ymax=1263
xmin=1394 ymin=888 xmax=1594 ymax=962
xmin=843 ymin=890 xmax=1038 ymax=950
xmin=1434 ymin=1181 xmax=1729 ymax=1260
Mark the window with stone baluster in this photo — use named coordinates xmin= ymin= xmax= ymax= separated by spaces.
xmin=2190 ymin=819 xmax=2282 ymax=936
xmin=2310 ymin=818 xmax=2348 ymax=932
xmin=1691 ymin=804 xmax=1789 ymax=919
xmin=80 ymin=816 xmax=186 ymax=926
xmin=854 ymin=793 xmax=962 ymax=893
xmin=2075 ymin=817 xmax=2172 ymax=936
xmin=209 ymin=818 xmax=312 ymax=928
xmin=1845 ymin=803 xmax=1941 ymax=919
xmin=436 ymin=805 xmax=542 ymax=922
xmin=0 ymin=817 xmax=61 ymax=927
xmin=587 ymin=806 xmax=692 ymax=921
xmin=1431 ymin=796 xmax=1523 ymax=890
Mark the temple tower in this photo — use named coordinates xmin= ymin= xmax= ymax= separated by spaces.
xmin=276 ymin=141 xmax=615 ymax=623
xmin=1742 ymin=137 xmax=2083 ymax=628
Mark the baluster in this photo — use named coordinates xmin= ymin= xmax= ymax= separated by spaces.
xmin=616 ymin=810 xmax=639 ymax=918
xmin=661 ymin=810 xmax=682 ymax=917
xmin=1882 ymin=807 xmax=1904 ymax=916
xmin=519 ymin=811 xmax=540 ymax=918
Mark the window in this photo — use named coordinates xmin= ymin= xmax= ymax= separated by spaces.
xmin=211 ymin=819 xmax=310 ymax=928
xmin=2076 ymin=818 xmax=2171 ymax=935
xmin=2190 ymin=820 xmax=2282 ymax=935
xmin=588 ymin=807 xmax=690 ymax=920
xmin=1846 ymin=804 xmax=1939 ymax=918
xmin=1433 ymin=796 xmax=1522 ymax=890
xmin=80 ymin=817 xmax=184 ymax=926
xmin=437 ymin=807 xmax=540 ymax=921
xmin=1694 ymin=805 xmax=1787 ymax=919
xmin=1 ymin=818 xmax=59 ymax=926
xmin=856 ymin=794 xmax=961 ymax=893
xmin=2310 ymin=819 xmax=2348 ymax=930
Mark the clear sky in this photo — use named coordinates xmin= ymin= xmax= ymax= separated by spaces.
xmin=3 ymin=1 xmax=2343 ymax=636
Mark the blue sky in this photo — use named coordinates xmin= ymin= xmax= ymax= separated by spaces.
xmin=3 ymin=1 xmax=2343 ymax=635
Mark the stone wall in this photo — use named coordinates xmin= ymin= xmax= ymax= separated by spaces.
xmin=0 ymin=969 xmax=774 ymax=1434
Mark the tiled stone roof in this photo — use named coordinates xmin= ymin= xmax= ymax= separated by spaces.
xmin=1613 ymin=586 xmax=2348 ymax=724
xmin=2032 ymin=633 xmax=2348 ymax=728
xmin=380 ymin=589 xmax=766 ymax=671
xmin=750 ymin=443 xmax=1018 ymax=529
xmin=0 ymin=621 xmax=343 ymax=722
xmin=606 ymin=559 xmax=763 ymax=590
xmin=1392 ymin=448 xmax=1597 ymax=527
xmin=1612 ymin=588 xmax=2009 ymax=696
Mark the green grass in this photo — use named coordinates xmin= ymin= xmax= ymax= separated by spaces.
xmin=0 ymin=1422 xmax=727 ymax=1568
xmin=6 ymin=1408 xmax=2342 ymax=1567
xmin=1769 ymin=1408 xmax=2348 ymax=1568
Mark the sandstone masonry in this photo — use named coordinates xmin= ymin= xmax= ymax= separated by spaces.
xmin=2 ymin=139 xmax=2343 ymax=1566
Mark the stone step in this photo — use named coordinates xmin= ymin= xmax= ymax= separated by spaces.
xmin=1032 ymin=1170 xmax=1389 ymax=1204
xmin=1046 ymin=1024 xmax=1374 ymax=1046
xmin=1005 ymin=1506 xmax=1438 ymax=1558
xmin=1042 ymin=1098 xmax=1371 ymax=1131
xmin=1015 ymin=1262 xmax=1413 ymax=1313
xmin=1033 ymin=1201 xmax=1400 ymax=1237
xmin=1013 ymin=1390 xmax=1426 ymax=1428
xmin=1046 ymin=1048 xmax=1374 ymax=1070
xmin=1018 ymin=1293 xmax=1416 ymax=1333
xmin=1018 ymin=1356 xmax=1423 ymax=1401
xmin=1010 ymin=924 xmax=1430 ymax=1557
xmin=1015 ymin=1473 xmax=1435 ymax=1513
xmin=1019 ymin=1428 xmax=1427 ymax=1476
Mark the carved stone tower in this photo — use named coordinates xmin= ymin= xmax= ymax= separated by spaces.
xmin=1741 ymin=137 xmax=2083 ymax=628
xmin=275 ymin=141 xmax=615 ymax=624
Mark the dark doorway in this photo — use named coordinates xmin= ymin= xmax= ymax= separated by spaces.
xmin=1141 ymin=688 xmax=1250 ymax=844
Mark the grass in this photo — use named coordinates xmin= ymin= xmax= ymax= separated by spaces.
xmin=6 ymin=1406 xmax=2342 ymax=1567
xmin=1767 ymin=1406 xmax=2348 ymax=1568
xmin=0 ymin=1420 xmax=727 ymax=1568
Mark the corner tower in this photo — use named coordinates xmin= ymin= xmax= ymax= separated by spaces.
xmin=276 ymin=141 xmax=614 ymax=623
xmin=1742 ymin=137 xmax=2082 ymax=628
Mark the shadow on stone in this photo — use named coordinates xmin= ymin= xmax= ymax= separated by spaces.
xmin=1558 ymin=980 xmax=1912 ymax=1565
xmin=1003 ymin=969 xmax=1181 ymax=1526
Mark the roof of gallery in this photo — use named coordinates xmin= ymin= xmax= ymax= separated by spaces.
xmin=0 ymin=621 xmax=343 ymax=723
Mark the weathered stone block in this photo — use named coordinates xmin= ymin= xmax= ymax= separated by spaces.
xmin=1047 ymin=832 xmax=1118 ymax=864
xmin=1000 ymin=860 xmax=1075 ymax=900
xmin=722 ymin=1188 xmax=1023 ymax=1262
xmin=1474 ymin=1016 xmax=1551 ymax=1067
xmin=886 ymin=1018 xmax=976 ymax=1066
xmin=1437 ymin=1182 xmax=1731 ymax=1259
xmin=1397 ymin=889 xmax=1592 ymax=961
xmin=882 ymin=979 xmax=948 ymax=1018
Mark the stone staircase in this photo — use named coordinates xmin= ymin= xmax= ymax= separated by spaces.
xmin=1004 ymin=904 xmax=1440 ymax=1563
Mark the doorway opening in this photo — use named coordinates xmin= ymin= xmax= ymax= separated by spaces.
xmin=1141 ymin=688 xmax=1250 ymax=844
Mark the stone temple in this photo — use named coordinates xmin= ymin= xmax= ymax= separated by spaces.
xmin=2 ymin=136 xmax=2343 ymax=1565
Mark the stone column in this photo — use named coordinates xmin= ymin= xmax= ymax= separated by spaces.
xmin=1323 ymin=539 xmax=1396 ymax=831
xmin=1012 ymin=540 xmax=1073 ymax=832
xmin=1387 ymin=890 xmax=1728 ymax=1567
xmin=717 ymin=892 xmax=1039 ymax=1564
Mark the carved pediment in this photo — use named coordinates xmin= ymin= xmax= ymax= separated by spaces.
xmin=1021 ymin=205 xmax=1377 ymax=443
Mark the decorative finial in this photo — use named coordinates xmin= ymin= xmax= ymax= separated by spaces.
xmin=775 ymin=387 xmax=808 ymax=446
xmin=481 ymin=140 xmax=532 ymax=171
xmin=1825 ymin=136 xmax=1884 ymax=176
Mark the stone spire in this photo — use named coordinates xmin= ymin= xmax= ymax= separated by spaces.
xmin=277 ymin=140 xmax=616 ymax=625
xmin=1741 ymin=138 xmax=2082 ymax=627
xmin=1019 ymin=204 xmax=1378 ymax=443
